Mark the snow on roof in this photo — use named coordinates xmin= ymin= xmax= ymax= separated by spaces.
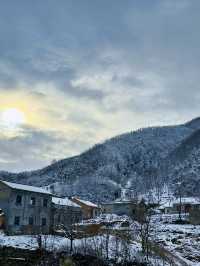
xmin=52 ymin=197 xmax=80 ymax=207
xmin=73 ymin=197 xmax=98 ymax=208
xmin=0 ymin=180 xmax=52 ymax=195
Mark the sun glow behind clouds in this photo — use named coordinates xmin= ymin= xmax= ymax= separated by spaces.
xmin=1 ymin=108 xmax=26 ymax=129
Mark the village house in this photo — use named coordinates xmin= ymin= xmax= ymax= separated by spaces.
xmin=0 ymin=180 xmax=52 ymax=235
xmin=51 ymin=197 xmax=82 ymax=230
xmin=102 ymin=199 xmax=138 ymax=217
xmin=158 ymin=197 xmax=200 ymax=215
xmin=71 ymin=197 xmax=101 ymax=219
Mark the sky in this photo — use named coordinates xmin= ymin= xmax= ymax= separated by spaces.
xmin=0 ymin=0 xmax=200 ymax=172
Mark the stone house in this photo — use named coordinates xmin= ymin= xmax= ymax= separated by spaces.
xmin=71 ymin=197 xmax=101 ymax=219
xmin=51 ymin=197 xmax=82 ymax=230
xmin=0 ymin=180 xmax=52 ymax=235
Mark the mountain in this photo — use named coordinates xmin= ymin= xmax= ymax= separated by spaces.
xmin=0 ymin=118 xmax=200 ymax=202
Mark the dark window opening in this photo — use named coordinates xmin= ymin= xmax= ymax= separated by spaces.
xmin=14 ymin=216 xmax=20 ymax=226
xmin=43 ymin=199 xmax=48 ymax=207
xmin=41 ymin=218 xmax=47 ymax=226
xmin=30 ymin=197 xmax=36 ymax=206
xmin=16 ymin=195 xmax=22 ymax=205
xmin=29 ymin=217 xmax=34 ymax=225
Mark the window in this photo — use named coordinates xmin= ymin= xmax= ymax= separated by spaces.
xmin=30 ymin=197 xmax=36 ymax=206
xmin=43 ymin=199 xmax=48 ymax=207
xmin=14 ymin=216 xmax=20 ymax=226
xmin=16 ymin=195 xmax=22 ymax=205
xmin=29 ymin=217 xmax=34 ymax=225
xmin=41 ymin=218 xmax=47 ymax=226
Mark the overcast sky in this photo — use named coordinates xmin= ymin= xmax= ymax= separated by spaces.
xmin=0 ymin=0 xmax=199 ymax=172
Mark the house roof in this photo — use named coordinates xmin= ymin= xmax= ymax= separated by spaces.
xmin=52 ymin=197 xmax=80 ymax=207
xmin=0 ymin=180 xmax=52 ymax=195
xmin=72 ymin=197 xmax=98 ymax=208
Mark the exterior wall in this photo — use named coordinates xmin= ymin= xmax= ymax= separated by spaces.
xmin=0 ymin=183 xmax=52 ymax=235
xmin=9 ymin=190 xmax=52 ymax=234
xmin=52 ymin=204 xmax=82 ymax=230
xmin=93 ymin=207 xmax=100 ymax=218
xmin=102 ymin=204 xmax=113 ymax=214
xmin=83 ymin=206 xmax=94 ymax=220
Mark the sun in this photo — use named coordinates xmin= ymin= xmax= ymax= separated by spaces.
xmin=1 ymin=108 xmax=26 ymax=128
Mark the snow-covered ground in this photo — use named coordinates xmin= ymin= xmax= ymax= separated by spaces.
xmin=0 ymin=232 xmax=142 ymax=263
xmin=152 ymin=214 xmax=200 ymax=266
xmin=0 ymin=231 xmax=170 ymax=265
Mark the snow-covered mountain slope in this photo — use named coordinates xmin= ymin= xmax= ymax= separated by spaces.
xmin=0 ymin=118 xmax=199 ymax=202
xmin=165 ymin=128 xmax=200 ymax=197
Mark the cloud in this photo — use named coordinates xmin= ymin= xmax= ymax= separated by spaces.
xmin=0 ymin=126 xmax=91 ymax=172
xmin=0 ymin=0 xmax=200 ymax=170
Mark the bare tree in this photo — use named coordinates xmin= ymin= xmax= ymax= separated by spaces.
xmin=135 ymin=200 xmax=153 ymax=261
xmin=105 ymin=230 xmax=110 ymax=260
xmin=114 ymin=234 xmax=120 ymax=262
